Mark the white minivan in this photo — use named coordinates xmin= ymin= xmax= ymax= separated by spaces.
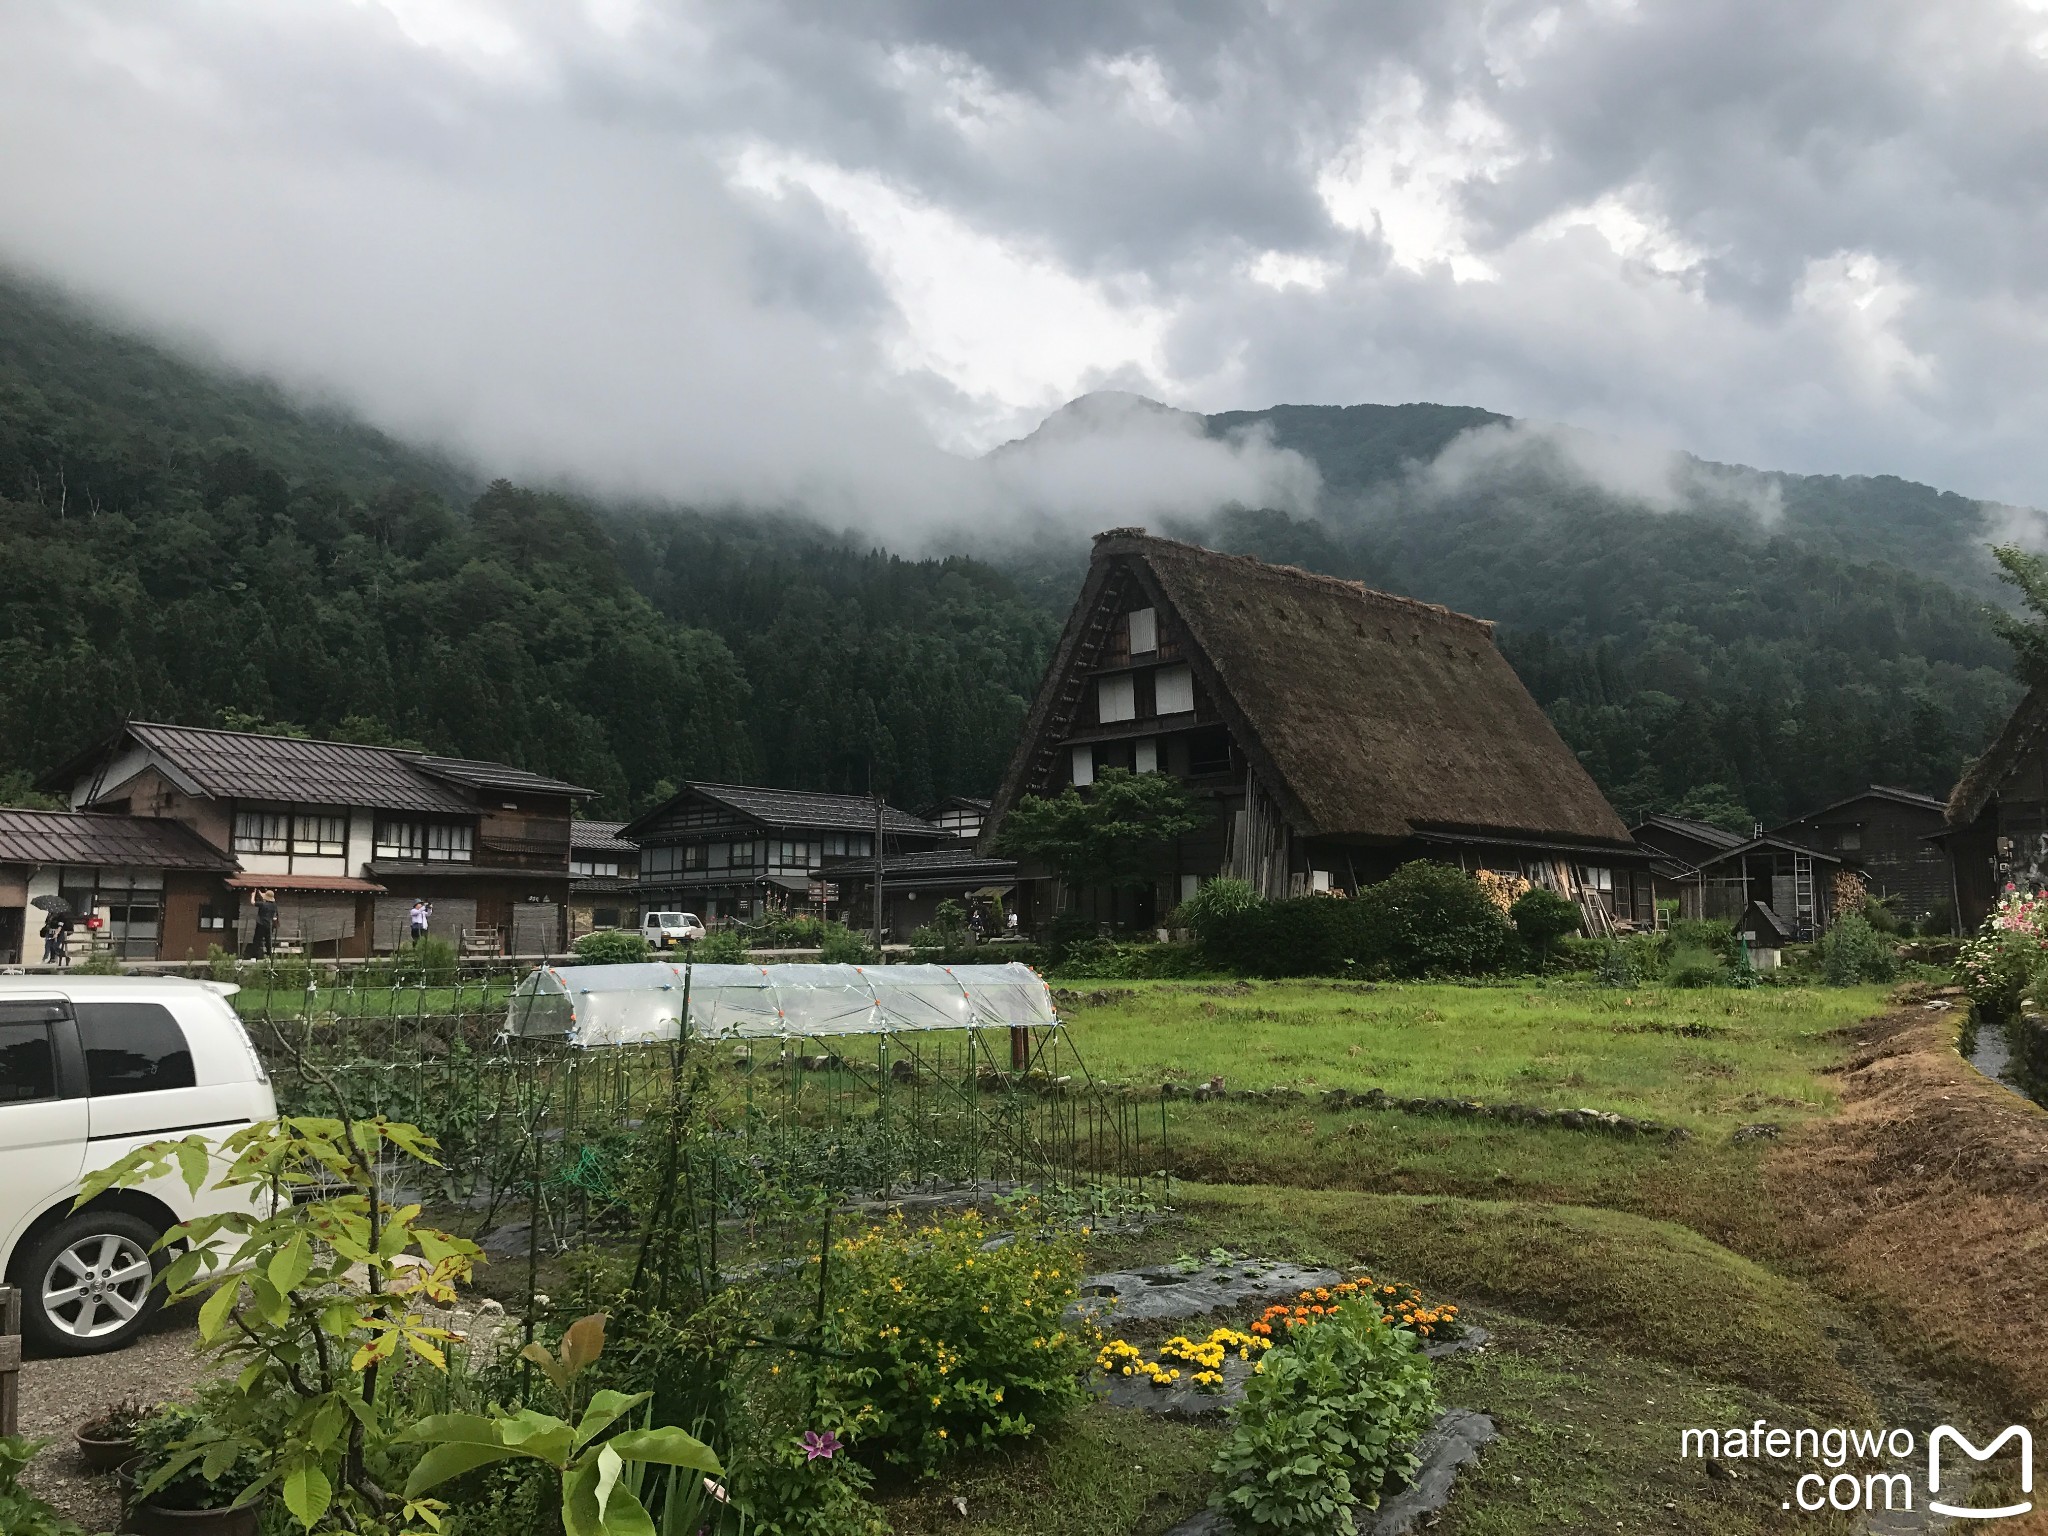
xmin=0 ymin=976 xmax=276 ymax=1354
xmin=641 ymin=911 xmax=706 ymax=948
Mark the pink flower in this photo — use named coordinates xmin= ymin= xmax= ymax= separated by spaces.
xmin=802 ymin=1430 xmax=841 ymax=1463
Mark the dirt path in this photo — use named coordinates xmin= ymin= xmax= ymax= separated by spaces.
xmin=16 ymin=1298 xmax=211 ymax=1531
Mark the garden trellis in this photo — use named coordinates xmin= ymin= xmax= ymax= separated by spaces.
xmin=238 ymin=956 xmax=1162 ymax=1292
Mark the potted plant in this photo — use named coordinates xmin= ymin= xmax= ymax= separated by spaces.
xmin=118 ymin=1402 xmax=267 ymax=1536
xmin=74 ymin=1398 xmax=148 ymax=1472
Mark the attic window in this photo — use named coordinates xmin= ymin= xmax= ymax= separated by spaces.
xmin=1155 ymin=665 xmax=1195 ymax=715
xmin=1097 ymin=675 xmax=1136 ymax=723
xmin=1838 ymin=829 xmax=1861 ymax=851
xmin=1071 ymin=746 xmax=1095 ymax=787
xmin=1127 ymin=608 xmax=1157 ymax=653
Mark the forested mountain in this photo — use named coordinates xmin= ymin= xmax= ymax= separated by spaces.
xmin=999 ymin=395 xmax=2025 ymax=827
xmin=0 ymin=275 xmax=1049 ymax=814
xmin=0 ymin=272 xmax=2028 ymax=829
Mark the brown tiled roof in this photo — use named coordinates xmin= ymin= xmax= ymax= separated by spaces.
xmin=119 ymin=722 xmax=473 ymax=813
xmin=413 ymin=755 xmax=593 ymax=798
xmin=991 ymin=531 xmax=1635 ymax=849
xmin=0 ymin=810 xmax=234 ymax=871
xmin=570 ymin=820 xmax=635 ymax=853
xmin=82 ymin=723 xmax=586 ymax=815
xmin=621 ymin=783 xmax=938 ymax=839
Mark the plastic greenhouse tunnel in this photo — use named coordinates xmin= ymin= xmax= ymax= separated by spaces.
xmin=503 ymin=961 xmax=1059 ymax=1045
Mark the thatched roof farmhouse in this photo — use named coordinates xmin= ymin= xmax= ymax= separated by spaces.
xmin=984 ymin=529 xmax=1646 ymax=929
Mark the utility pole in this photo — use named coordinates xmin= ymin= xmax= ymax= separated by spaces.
xmin=871 ymin=789 xmax=886 ymax=956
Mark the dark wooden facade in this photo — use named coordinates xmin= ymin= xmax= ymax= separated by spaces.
xmin=1766 ymin=787 xmax=1951 ymax=926
xmin=1947 ymin=686 xmax=2048 ymax=929
xmin=622 ymin=783 xmax=945 ymax=926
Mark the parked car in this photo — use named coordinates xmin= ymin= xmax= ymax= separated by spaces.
xmin=0 ymin=976 xmax=275 ymax=1355
xmin=640 ymin=911 xmax=706 ymax=948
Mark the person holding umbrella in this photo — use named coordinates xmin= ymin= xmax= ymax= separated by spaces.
xmin=32 ymin=896 xmax=70 ymax=967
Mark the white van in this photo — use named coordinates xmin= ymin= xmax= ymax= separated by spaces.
xmin=641 ymin=912 xmax=706 ymax=948
xmin=0 ymin=976 xmax=276 ymax=1355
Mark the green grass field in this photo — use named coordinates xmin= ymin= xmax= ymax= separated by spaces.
xmin=961 ymin=978 xmax=1977 ymax=1536
xmin=1057 ymin=979 xmax=1890 ymax=1132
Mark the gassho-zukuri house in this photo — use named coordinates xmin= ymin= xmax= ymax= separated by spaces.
xmin=981 ymin=528 xmax=1648 ymax=929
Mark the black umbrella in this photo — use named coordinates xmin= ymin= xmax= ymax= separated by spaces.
xmin=30 ymin=895 xmax=72 ymax=916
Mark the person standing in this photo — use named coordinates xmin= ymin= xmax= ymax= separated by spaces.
xmin=38 ymin=912 xmax=61 ymax=966
xmin=253 ymin=889 xmax=278 ymax=957
xmin=53 ymin=914 xmax=74 ymax=968
xmin=409 ymin=898 xmax=432 ymax=945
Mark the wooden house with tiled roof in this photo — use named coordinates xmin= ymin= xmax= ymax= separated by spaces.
xmin=984 ymin=529 xmax=1646 ymax=929
xmin=37 ymin=721 xmax=591 ymax=957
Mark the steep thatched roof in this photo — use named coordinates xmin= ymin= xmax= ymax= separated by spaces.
xmin=992 ymin=530 xmax=1634 ymax=849
xmin=1949 ymin=684 xmax=2048 ymax=828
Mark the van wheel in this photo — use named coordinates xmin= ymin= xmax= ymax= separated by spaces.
xmin=18 ymin=1210 xmax=165 ymax=1355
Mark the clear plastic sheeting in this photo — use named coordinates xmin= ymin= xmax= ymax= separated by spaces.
xmin=505 ymin=962 xmax=1057 ymax=1047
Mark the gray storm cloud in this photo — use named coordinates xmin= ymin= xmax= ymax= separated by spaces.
xmin=2 ymin=0 xmax=2048 ymax=528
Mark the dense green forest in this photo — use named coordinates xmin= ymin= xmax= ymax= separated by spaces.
xmin=0 ymin=272 xmax=2027 ymax=828
xmin=0 ymin=277 xmax=1051 ymax=813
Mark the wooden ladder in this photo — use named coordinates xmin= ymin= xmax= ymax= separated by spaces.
xmin=1029 ymin=576 xmax=1126 ymax=792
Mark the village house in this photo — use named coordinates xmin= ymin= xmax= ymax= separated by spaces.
xmin=921 ymin=796 xmax=992 ymax=841
xmin=1766 ymin=786 xmax=1952 ymax=927
xmin=0 ymin=808 xmax=239 ymax=963
xmin=824 ymin=846 xmax=1021 ymax=941
xmin=621 ymin=782 xmax=946 ymax=925
xmin=1685 ymin=834 xmax=1847 ymax=939
xmin=1628 ymin=813 xmax=1749 ymax=920
xmin=1946 ymin=686 xmax=2048 ymax=928
xmin=39 ymin=721 xmax=589 ymax=957
xmin=567 ymin=820 xmax=640 ymax=940
xmin=982 ymin=529 xmax=1647 ymax=929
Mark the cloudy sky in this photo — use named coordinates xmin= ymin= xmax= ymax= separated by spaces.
xmin=4 ymin=0 xmax=2048 ymax=525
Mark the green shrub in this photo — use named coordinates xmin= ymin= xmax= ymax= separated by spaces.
xmin=690 ymin=930 xmax=748 ymax=963
xmin=130 ymin=1399 xmax=269 ymax=1512
xmin=572 ymin=929 xmax=653 ymax=965
xmin=817 ymin=923 xmax=877 ymax=965
xmin=73 ymin=949 xmax=124 ymax=975
xmin=1209 ymin=1304 xmax=1438 ymax=1534
xmin=1509 ymin=887 xmax=1582 ymax=951
xmin=1043 ymin=909 xmax=1099 ymax=967
xmin=1202 ymin=864 xmax=1520 ymax=979
xmin=1203 ymin=895 xmax=1367 ymax=977
xmin=204 ymin=944 xmax=241 ymax=983
xmin=1049 ymin=939 xmax=1206 ymax=980
xmin=1821 ymin=912 xmax=1899 ymax=985
xmin=820 ymin=1208 xmax=1088 ymax=1471
xmin=1354 ymin=861 xmax=1521 ymax=978
xmin=729 ymin=1421 xmax=889 ymax=1536
xmin=1173 ymin=877 xmax=1265 ymax=947
xmin=909 ymin=899 xmax=974 ymax=959
xmin=747 ymin=914 xmax=830 ymax=950
xmin=0 ymin=1437 xmax=83 ymax=1536
xmin=1555 ymin=934 xmax=1609 ymax=974
xmin=1665 ymin=946 xmax=1728 ymax=988
xmin=1667 ymin=918 xmax=1737 ymax=963
xmin=390 ymin=935 xmax=458 ymax=986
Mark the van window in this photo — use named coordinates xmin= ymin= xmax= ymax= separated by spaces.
xmin=0 ymin=1023 xmax=56 ymax=1103
xmin=74 ymin=1002 xmax=197 ymax=1097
